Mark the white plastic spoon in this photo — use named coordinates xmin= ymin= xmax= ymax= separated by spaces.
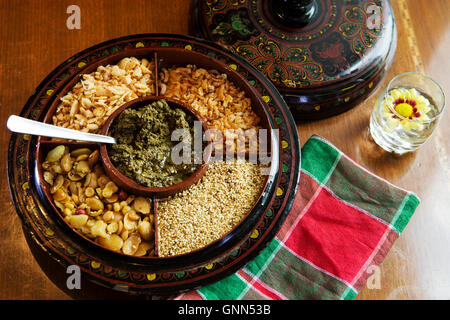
xmin=6 ymin=115 xmax=117 ymax=144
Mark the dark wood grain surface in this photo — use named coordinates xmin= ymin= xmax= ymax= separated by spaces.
xmin=0 ymin=0 xmax=449 ymax=300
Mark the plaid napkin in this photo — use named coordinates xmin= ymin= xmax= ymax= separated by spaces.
xmin=177 ymin=135 xmax=420 ymax=300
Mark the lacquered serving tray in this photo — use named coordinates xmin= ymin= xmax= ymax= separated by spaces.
xmin=7 ymin=34 xmax=300 ymax=295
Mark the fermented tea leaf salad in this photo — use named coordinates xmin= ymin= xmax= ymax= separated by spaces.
xmin=108 ymin=100 xmax=199 ymax=188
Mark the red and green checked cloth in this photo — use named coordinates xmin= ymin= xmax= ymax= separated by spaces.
xmin=178 ymin=135 xmax=420 ymax=300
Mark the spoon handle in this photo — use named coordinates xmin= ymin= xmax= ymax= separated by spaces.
xmin=6 ymin=115 xmax=116 ymax=144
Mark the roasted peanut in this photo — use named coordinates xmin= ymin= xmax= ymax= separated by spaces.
xmin=70 ymin=148 xmax=91 ymax=157
xmin=67 ymin=171 xmax=83 ymax=181
xmin=46 ymin=145 xmax=66 ymax=162
xmin=60 ymin=154 xmax=74 ymax=172
xmin=43 ymin=171 xmax=54 ymax=185
xmin=84 ymin=172 xmax=98 ymax=189
xmin=74 ymin=160 xmax=90 ymax=176
xmin=51 ymin=163 xmax=63 ymax=174
xmin=75 ymin=154 xmax=89 ymax=162
xmin=50 ymin=174 xmax=64 ymax=193
xmin=88 ymin=150 xmax=99 ymax=168
xmin=69 ymin=181 xmax=78 ymax=195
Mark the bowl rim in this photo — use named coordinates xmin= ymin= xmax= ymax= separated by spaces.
xmin=99 ymin=95 xmax=213 ymax=198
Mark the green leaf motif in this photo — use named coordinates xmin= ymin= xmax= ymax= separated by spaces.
xmin=303 ymin=64 xmax=323 ymax=79
xmin=231 ymin=14 xmax=244 ymax=31
xmin=346 ymin=8 xmax=363 ymax=22
xmin=254 ymin=60 xmax=269 ymax=71
xmin=236 ymin=46 xmax=258 ymax=59
xmin=286 ymin=47 xmax=308 ymax=63
xmin=212 ymin=22 xmax=233 ymax=36
xmin=353 ymin=38 xmax=366 ymax=55
xmin=260 ymin=43 xmax=277 ymax=57
xmin=340 ymin=23 xmax=360 ymax=38
xmin=274 ymin=116 xmax=282 ymax=125
xmin=362 ymin=31 xmax=376 ymax=47
xmin=288 ymin=66 xmax=312 ymax=86
xmin=270 ymin=64 xmax=286 ymax=81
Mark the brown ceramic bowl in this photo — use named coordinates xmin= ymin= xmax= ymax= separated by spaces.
xmin=99 ymin=95 xmax=212 ymax=198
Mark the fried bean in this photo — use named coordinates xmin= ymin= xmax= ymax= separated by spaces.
xmin=42 ymin=145 xmax=155 ymax=256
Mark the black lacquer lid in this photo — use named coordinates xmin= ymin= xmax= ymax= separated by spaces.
xmin=194 ymin=0 xmax=397 ymax=120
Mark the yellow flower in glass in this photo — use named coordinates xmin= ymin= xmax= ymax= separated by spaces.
xmin=382 ymin=88 xmax=431 ymax=132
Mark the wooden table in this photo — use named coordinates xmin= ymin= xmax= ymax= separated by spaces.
xmin=0 ymin=0 xmax=448 ymax=300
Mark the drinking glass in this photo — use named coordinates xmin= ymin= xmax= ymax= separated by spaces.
xmin=369 ymin=72 xmax=445 ymax=154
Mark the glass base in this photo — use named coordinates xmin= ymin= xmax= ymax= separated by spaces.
xmin=369 ymin=115 xmax=419 ymax=155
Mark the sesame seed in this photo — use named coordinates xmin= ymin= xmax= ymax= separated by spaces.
xmin=157 ymin=160 xmax=265 ymax=257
